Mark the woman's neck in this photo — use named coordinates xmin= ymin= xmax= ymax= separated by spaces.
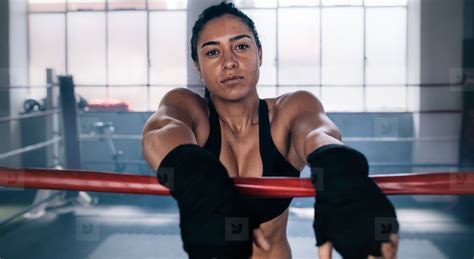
xmin=211 ymin=93 xmax=259 ymax=135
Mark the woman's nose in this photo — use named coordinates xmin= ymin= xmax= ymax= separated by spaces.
xmin=222 ymin=53 xmax=238 ymax=70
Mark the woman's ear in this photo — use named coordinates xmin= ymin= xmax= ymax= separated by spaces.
xmin=258 ymin=48 xmax=263 ymax=67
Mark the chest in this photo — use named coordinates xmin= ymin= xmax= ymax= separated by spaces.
xmin=218 ymin=114 xmax=301 ymax=178
xmin=219 ymin=125 xmax=262 ymax=177
xmin=196 ymin=99 xmax=305 ymax=176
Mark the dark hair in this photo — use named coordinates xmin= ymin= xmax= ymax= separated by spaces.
xmin=204 ymin=87 xmax=211 ymax=99
xmin=191 ymin=2 xmax=262 ymax=63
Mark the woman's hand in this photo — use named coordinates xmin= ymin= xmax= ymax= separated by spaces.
xmin=309 ymin=145 xmax=399 ymax=258
xmin=318 ymin=233 xmax=399 ymax=259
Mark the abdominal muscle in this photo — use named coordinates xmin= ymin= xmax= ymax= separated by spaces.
xmin=251 ymin=208 xmax=292 ymax=259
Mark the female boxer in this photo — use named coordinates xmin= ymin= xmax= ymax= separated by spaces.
xmin=142 ymin=3 xmax=399 ymax=258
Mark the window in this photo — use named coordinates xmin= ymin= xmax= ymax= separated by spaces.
xmin=149 ymin=11 xmax=187 ymax=85
xmin=107 ymin=11 xmax=148 ymax=85
xmin=28 ymin=0 xmax=187 ymax=111
xmin=238 ymin=0 xmax=408 ymax=111
xmin=67 ymin=12 xmax=107 ymax=85
xmin=29 ymin=13 xmax=66 ymax=86
xmin=244 ymin=9 xmax=277 ymax=98
xmin=321 ymin=7 xmax=364 ymax=86
xmin=28 ymin=0 xmax=408 ymax=111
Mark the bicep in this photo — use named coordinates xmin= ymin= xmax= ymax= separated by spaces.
xmin=142 ymin=88 xmax=204 ymax=170
xmin=288 ymin=91 xmax=342 ymax=164
xmin=144 ymin=88 xmax=196 ymax=132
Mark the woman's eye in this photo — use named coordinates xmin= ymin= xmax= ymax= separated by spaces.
xmin=236 ymin=44 xmax=249 ymax=50
xmin=206 ymin=50 xmax=218 ymax=56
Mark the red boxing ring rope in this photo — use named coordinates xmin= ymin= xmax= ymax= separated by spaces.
xmin=0 ymin=167 xmax=473 ymax=197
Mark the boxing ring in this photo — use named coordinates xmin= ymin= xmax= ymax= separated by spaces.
xmin=1 ymin=167 xmax=474 ymax=197
xmin=1 ymin=73 xmax=473 ymax=259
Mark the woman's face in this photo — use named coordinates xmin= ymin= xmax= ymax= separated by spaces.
xmin=195 ymin=15 xmax=262 ymax=101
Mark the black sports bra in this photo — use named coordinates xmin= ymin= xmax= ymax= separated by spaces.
xmin=203 ymin=98 xmax=301 ymax=224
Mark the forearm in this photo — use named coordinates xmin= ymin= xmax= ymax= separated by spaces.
xmin=157 ymin=144 xmax=258 ymax=258
xmin=303 ymin=130 xmax=343 ymax=163
xmin=142 ymin=121 xmax=197 ymax=171
xmin=308 ymin=144 xmax=398 ymax=257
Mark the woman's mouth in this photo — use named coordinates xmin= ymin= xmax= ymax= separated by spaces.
xmin=220 ymin=76 xmax=244 ymax=85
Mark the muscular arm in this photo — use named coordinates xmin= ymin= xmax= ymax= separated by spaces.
xmin=143 ymin=89 xmax=271 ymax=257
xmin=142 ymin=88 xmax=205 ymax=171
xmin=287 ymin=91 xmax=343 ymax=163
xmin=287 ymin=91 xmax=399 ymax=259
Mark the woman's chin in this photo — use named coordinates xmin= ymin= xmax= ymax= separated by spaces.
xmin=213 ymin=88 xmax=255 ymax=102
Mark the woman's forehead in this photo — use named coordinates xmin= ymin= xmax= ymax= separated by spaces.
xmin=198 ymin=15 xmax=254 ymax=44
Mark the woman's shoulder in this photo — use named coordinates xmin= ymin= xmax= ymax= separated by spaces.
xmin=162 ymin=87 xmax=207 ymax=108
xmin=162 ymin=87 xmax=205 ymax=102
xmin=265 ymin=90 xmax=322 ymax=116
xmin=160 ymin=87 xmax=209 ymax=121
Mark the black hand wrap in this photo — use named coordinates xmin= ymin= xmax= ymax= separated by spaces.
xmin=157 ymin=144 xmax=258 ymax=259
xmin=308 ymin=144 xmax=399 ymax=259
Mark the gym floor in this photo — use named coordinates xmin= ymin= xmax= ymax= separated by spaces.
xmin=1 ymin=190 xmax=473 ymax=259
